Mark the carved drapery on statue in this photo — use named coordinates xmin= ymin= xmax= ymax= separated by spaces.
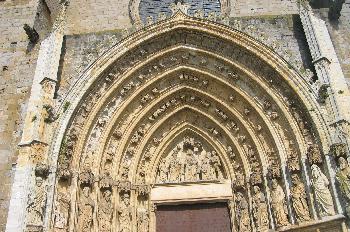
xmin=311 ymin=164 xmax=335 ymax=217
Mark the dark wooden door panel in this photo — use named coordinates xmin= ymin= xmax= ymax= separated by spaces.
xmin=156 ymin=202 xmax=231 ymax=232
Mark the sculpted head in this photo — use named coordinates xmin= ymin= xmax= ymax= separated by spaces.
xmin=35 ymin=176 xmax=43 ymax=187
xmin=253 ymin=185 xmax=260 ymax=194
xmin=291 ymin=174 xmax=300 ymax=185
xmin=311 ymin=164 xmax=322 ymax=178
xmin=271 ymin=179 xmax=278 ymax=189
xmin=82 ymin=186 xmax=90 ymax=197
xmin=123 ymin=193 xmax=130 ymax=205
xmin=339 ymin=157 xmax=348 ymax=170
xmin=104 ymin=190 xmax=112 ymax=200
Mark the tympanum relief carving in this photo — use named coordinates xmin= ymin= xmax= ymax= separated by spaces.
xmin=156 ymin=136 xmax=225 ymax=184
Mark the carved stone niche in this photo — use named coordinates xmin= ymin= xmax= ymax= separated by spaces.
xmin=156 ymin=136 xmax=226 ymax=184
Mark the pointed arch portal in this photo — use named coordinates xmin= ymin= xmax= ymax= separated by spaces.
xmin=48 ymin=12 xmax=346 ymax=232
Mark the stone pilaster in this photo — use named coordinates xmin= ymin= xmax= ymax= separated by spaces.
xmin=299 ymin=1 xmax=350 ymax=217
xmin=5 ymin=2 xmax=69 ymax=232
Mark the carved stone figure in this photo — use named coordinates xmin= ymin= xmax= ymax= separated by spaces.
xmin=336 ymin=157 xmax=350 ymax=216
xmin=27 ymin=177 xmax=47 ymax=226
xmin=156 ymin=138 xmax=225 ymax=183
xmin=158 ymin=159 xmax=168 ymax=183
xmin=168 ymin=149 xmax=183 ymax=182
xmin=184 ymin=150 xmax=199 ymax=181
xmin=228 ymin=200 xmax=235 ymax=230
xmin=137 ymin=208 xmax=150 ymax=232
xmin=201 ymin=152 xmax=216 ymax=180
xmin=307 ymin=144 xmax=322 ymax=165
xmin=290 ymin=174 xmax=310 ymax=223
xmin=252 ymin=186 xmax=269 ymax=232
xmin=53 ymin=190 xmax=70 ymax=231
xmin=270 ymin=179 xmax=289 ymax=227
xmin=235 ymin=192 xmax=251 ymax=232
xmin=288 ymin=142 xmax=300 ymax=172
xmin=78 ymin=186 xmax=95 ymax=232
xmin=311 ymin=164 xmax=335 ymax=217
xmin=211 ymin=150 xmax=223 ymax=179
xmin=119 ymin=193 xmax=132 ymax=232
xmin=98 ymin=190 xmax=113 ymax=232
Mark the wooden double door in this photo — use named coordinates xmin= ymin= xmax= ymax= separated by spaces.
xmin=156 ymin=202 xmax=231 ymax=232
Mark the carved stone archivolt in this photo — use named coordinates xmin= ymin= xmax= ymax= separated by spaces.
xmin=34 ymin=12 xmax=342 ymax=232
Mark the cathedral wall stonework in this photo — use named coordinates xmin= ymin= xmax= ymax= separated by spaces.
xmin=0 ymin=0 xmax=46 ymax=230
xmin=312 ymin=0 xmax=350 ymax=84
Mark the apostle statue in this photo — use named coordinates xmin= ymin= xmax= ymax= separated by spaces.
xmin=53 ymin=189 xmax=70 ymax=231
xmin=252 ymin=186 xmax=269 ymax=231
xmin=137 ymin=208 xmax=150 ymax=232
xmin=336 ymin=157 xmax=350 ymax=216
xmin=78 ymin=186 xmax=95 ymax=232
xmin=270 ymin=179 xmax=289 ymax=227
xmin=311 ymin=164 xmax=335 ymax=217
xmin=98 ymin=190 xmax=113 ymax=232
xmin=27 ymin=176 xmax=47 ymax=226
xmin=290 ymin=174 xmax=310 ymax=222
xmin=119 ymin=193 xmax=132 ymax=232
xmin=235 ymin=192 xmax=251 ymax=232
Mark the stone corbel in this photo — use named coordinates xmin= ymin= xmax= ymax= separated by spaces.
xmin=134 ymin=184 xmax=151 ymax=196
xmin=329 ymin=0 xmax=345 ymax=20
xmin=23 ymin=24 xmax=39 ymax=44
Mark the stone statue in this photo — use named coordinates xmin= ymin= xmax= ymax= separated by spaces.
xmin=201 ymin=152 xmax=216 ymax=180
xmin=184 ymin=150 xmax=199 ymax=181
xmin=270 ymin=179 xmax=289 ymax=227
xmin=53 ymin=190 xmax=70 ymax=231
xmin=311 ymin=164 xmax=335 ymax=217
xmin=168 ymin=149 xmax=183 ymax=182
xmin=158 ymin=159 xmax=168 ymax=183
xmin=119 ymin=193 xmax=132 ymax=232
xmin=98 ymin=190 xmax=113 ymax=232
xmin=27 ymin=177 xmax=47 ymax=226
xmin=211 ymin=150 xmax=223 ymax=179
xmin=78 ymin=186 xmax=95 ymax=232
xmin=336 ymin=157 xmax=350 ymax=216
xmin=137 ymin=208 xmax=150 ymax=232
xmin=290 ymin=174 xmax=310 ymax=222
xmin=252 ymin=186 xmax=269 ymax=232
xmin=235 ymin=192 xmax=251 ymax=232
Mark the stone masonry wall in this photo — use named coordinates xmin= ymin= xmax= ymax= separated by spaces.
xmin=232 ymin=0 xmax=299 ymax=16
xmin=312 ymin=0 xmax=350 ymax=85
xmin=0 ymin=0 xmax=52 ymax=230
